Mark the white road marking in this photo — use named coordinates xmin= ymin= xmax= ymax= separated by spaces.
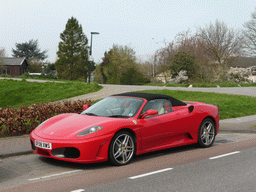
xmin=129 ymin=168 xmax=173 ymax=179
xmin=71 ymin=189 xmax=85 ymax=192
xmin=28 ymin=170 xmax=81 ymax=181
xmin=209 ymin=151 xmax=241 ymax=160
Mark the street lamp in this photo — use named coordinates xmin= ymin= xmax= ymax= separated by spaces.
xmin=88 ymin=32 xmax=99 ymax=83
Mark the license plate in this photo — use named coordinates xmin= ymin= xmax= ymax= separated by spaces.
xmin=35 ymin=140 xmax=52 ymax=150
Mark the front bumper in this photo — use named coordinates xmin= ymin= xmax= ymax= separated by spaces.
xmin=30 ymin=132 xmax=113 ymax=163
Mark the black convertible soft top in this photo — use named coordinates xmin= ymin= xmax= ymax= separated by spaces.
xmin=111 ymin=92 xmax=187 ymax=106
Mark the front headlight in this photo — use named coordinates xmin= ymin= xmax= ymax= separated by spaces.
xmin=76 ymin=126 xmax=103 ymax=137
xmin=35 ymin=119 xmax=49 ymax=130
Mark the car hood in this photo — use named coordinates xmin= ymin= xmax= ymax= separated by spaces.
xmin=35 ymin=113 xmax=124 ymax=139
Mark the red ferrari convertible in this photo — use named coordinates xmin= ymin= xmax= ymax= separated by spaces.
xmin=30 ymin=92 xmax=219 ymax=165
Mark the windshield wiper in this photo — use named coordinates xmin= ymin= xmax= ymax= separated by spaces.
xmin=108 ymin=115 xmax=130 ymax=118
xmin=84 ymin=113 xmax=98 ymax=116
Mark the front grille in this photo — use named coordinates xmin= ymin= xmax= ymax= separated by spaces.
xmin=37 ymin=148 xmax=50 ymax=156
xmin=51 ymin=147 xmax=80 ymax=159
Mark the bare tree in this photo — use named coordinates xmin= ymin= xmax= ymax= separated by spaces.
xmin=137 ymin=59 xmax=155 ymax=81
xmin=198 ymin=20 xmax=244 ymax=81
xmin=0 ymin=48 xmax=6 ymax=67
xmin=0 ymin=48 xmax=5 ymax=57
xmin=153 ymin=23 xmax=244 ymax=83
xmin=155 ymin=42 xmax=175 ymax=83
xmin=154 ymin=31 xmax=210 ymax=82
xmin=175 ymin=30 xmax=216 ymax=82
xmin=198 ymin=20 xmax=243 ymax=63
xmin=243 ymin=8 xmax=256 ymax=56
xmin=175 ymin=30 xmax=198 ymax=53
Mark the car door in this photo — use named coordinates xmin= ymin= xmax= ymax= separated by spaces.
xmin=137 ymin=99 xmax=172 ymax=150
xmin=138 ymin=99 xmax=192 ymax=152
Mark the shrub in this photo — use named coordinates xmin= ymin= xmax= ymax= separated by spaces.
xmin=19 ymin=73 xmax=58 ymax=80
xmin=0 ymin=100 xmax=92 ymax=137
xmin=173 ymin=70 xmax=188 ymax=84
xmin=227 ymin=67 xmax=252 ymax=83
xmin=170 ymin=51 xmax=196 ymax=79
xmin=0 ymin=74 xmax=10 ymax=77
xmin=120 ymin=67 xmax=150 ymax=85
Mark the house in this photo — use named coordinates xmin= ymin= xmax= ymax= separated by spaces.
xmin=230 ymin=57 xmax=256 ymax=68
xmin=230 ymin=57 xmax=256 ymax=74
xmin=0 ymin=57 xmax=29 ymax=76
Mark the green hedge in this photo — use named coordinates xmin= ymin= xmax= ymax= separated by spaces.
xmin=0 ymin=100 xmax=92 ymax=137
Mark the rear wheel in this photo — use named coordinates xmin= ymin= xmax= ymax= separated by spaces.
xmin=109 ymin=131 xmax=135 ymax=166
xmin=198 ymin=118 xmax=216 ymax=148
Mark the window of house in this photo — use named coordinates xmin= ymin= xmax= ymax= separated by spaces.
xmin=2 ymin=69 xmax=10 ymax=75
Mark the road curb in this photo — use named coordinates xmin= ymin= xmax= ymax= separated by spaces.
xmin=219 ymin=130 xmax=256 ymax=134
xmin=0 ymin=151 xmax=33 ymax=159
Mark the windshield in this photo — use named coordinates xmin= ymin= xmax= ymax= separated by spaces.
xmin=81 ymin=97 xmax=144 ymax=118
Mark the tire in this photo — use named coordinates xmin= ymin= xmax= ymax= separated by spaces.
xmin=109 ymin=131 xmax=135 ymax=166
xmin=198 ymin=118 xmax=216 ymax=148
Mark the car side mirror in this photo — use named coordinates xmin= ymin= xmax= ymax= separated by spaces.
xmin=83 ymin=104 xmax=89 ymax=110
xmin=141 ymin=109 xmax=158 ymax=119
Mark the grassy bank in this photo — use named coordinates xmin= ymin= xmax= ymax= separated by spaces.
xmin=139 ymin=90 xmax=256 ymax=120
xmin=0 ymin=79 xmax=102 ymax=108
xmin=145 ymin=82 xmax=256 ymax=87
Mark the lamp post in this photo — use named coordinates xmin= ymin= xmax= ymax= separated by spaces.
xmin=88 ymin=32 xmax=99 ymax=83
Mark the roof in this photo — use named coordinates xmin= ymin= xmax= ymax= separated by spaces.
xmin=0 ymin=57 xmax=26 ymax=66
xmin=230 ymin=57 xmax=256 ymax=68
xmin=111 ymin=92 xmax=187 ymax=106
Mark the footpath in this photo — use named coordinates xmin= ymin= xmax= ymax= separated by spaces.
xmin=0 ymin=84 xmax=256 ymax=158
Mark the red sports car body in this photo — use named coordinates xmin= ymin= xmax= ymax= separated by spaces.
xmin=30 ymin=92 xmax=219 ymax=165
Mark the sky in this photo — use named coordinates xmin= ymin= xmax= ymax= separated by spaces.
xmin=1 ymin=0 xmax=256 ymax=64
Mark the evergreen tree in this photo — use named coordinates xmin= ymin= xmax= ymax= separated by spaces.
xmin=170 ymin=50 xmax=196 ymax=78
xmin=94 ymin=45 xmax=149 ymax=85
xmin=55 ymin=17 xmax=88 ymax=80
xmin=103 ymin=45 xmax=137 ymax=84
xmin=12 ymin=39 xmax=47 ymax=60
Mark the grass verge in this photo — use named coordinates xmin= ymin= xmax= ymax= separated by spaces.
xmin=138 ymin=90 xmax=256 ymax=120
xmin=0 ymin=79 xmax=102 ymax=108
xmin=145 ymin=82 xmax=256 ymax=87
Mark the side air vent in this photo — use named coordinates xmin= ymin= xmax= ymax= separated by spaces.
xmin=188 ymin=106 xmax=194 ymax=113
xmin=30 ymin=139 xmax=36 ymax=151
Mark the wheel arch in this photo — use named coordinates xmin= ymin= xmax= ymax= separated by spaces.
xmin=113 ymin=128 xmax=137 ymax=144
xmin=108 ymin=128 xmax=138 ymax=154
xmin=200 ymin=116 xmax=217 ymax=134
xmin=203 ymin=116 xmax=216 ymax=126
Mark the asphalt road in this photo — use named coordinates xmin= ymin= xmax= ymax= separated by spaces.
xmin=1 ymin=133 xmax=256 ymax=192
xmin=66 ymin=84 xmax=256 ymax=101
xmin=85 ymin=146 xmax=256 ymax=192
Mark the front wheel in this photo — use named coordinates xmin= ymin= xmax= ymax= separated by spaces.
xmin=109 ymin=131 xmax=135 ymax=166
xmin=198 ymin=118 xmax=216 ymax=148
